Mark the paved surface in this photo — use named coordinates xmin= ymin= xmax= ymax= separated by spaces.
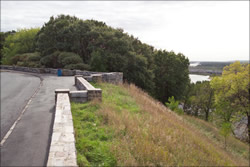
xmin=1 ymin=72 xmax=77 ymax=166
xmin=1 ymin=72 xmax=41 ymax=141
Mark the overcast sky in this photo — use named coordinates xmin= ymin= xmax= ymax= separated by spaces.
xmin=1 ymin=1 xmax=249 ymax=61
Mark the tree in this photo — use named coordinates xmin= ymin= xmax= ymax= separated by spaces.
xmin=40 ymin=51 xmax=84 ymax=69
xmin=165 ymin=96 xmax=184 ymax=115
xmin=211 ymin=61 xmax=249 ymax=142
xmin=219 ymin=122 xmax=231 ymax=149
xmin=90 ymin=50 xmax=107 ymax=72
xmin=153 ymin=50 xmax=190 ymax=103
xmin=37 ymin=15 xmax=92 ymax=63
xmin=186 ymin=81 xmax=214 ymax=121
xmin=2 ymin=28 xmax=40 ymax=64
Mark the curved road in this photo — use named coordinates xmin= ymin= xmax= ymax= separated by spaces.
xmin=1 ymin=71 xmax=77 ymax=166
xmin=1 ymin=72 xmax=41 ymax=140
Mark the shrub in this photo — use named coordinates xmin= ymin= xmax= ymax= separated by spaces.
xmin=220 ymin=122 xmax=231 ymax=149
xmin=11 ymin=52 xmax=41 ymax=67
xmin=64 ymin=63 xmax=90 ymax=70
xmin=27 ymin=52 xmax=41 ymax=61
xmin=57 ymin=52 xmax=82 ymax=65
xmin=165 ymin=96 xmax=184 ymax=115
xmin=40 ymin=51 xmax=61 ymax=68
xmin=61 ymin=55 xmax=83 ymax=66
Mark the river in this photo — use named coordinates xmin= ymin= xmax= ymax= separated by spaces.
xmin=189 ymin=74 xmax=210 ymax=83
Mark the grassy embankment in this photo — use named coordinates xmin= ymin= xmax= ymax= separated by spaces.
xmin=71 ymin=82 xmax=249 ymax=166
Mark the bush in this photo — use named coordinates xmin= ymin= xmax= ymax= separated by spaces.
xmin=64 ymin=63 xmax=90 ymax=70
xmin=220 ymin=122 xmax=231 ymax=149
xmin=61 ymin=55 xmax=83 ymax=66
xmin=27 ymin=52 xmax=41 ymax=61
xmin=58 ymin=52 xmax=82 ymax=65
xmin=40 ymin=51 xmax=61 ymax=68
xmin=165 ymin=96 xmax=184 ymax=115
xmin=40 ymin=51 xmax=84 ymax=68
xmin=11 ymin=52 xmax=41 ymax=67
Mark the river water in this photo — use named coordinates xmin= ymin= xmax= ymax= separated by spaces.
xmin=189 ymin=74 xmax=210 ymax=83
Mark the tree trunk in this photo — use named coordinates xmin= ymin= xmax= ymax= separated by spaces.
xmin=194 ymin=109 xmax=198 ymax=117
xmin=225 ymin=137 xmax=227 ymax=150
xmin=205 ymin=110 xmax=209 ymax=121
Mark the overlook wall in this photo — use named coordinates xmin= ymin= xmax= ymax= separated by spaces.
xmin=0 ymin=65 xmax=123 ymax=84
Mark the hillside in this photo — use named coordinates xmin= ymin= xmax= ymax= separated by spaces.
xmin=71 ymin=82 xmax=249 ymax=166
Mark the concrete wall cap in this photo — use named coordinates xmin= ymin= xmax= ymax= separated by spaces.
xmin=75 ymin=75 xmax=83 ymax=77
xmin=70 ymin=90 xmax=87 ymax=93
xmin=55 ymin=89 xmax=70 ymax=94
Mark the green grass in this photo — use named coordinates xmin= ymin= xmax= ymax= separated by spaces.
xmin=71 ymin=83 xmax=141 ymax=166
xmin=71 ymin=82 xmax=249 ymax=166
xmin=71 ymin=102 xmax=116 ymax=166
xmin=91 ymin=82 xmax=140 ymax=113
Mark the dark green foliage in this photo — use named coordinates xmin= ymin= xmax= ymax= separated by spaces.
xmin=0 ymin=31 xmax=16 ymax=64
xmin=64 ymin=63 xmax=90 ymax=70
xmin=37 ymin=15 xmax=92 ymax=63
xmin=40 ymin=51 xmax=61 ymax=68
xmin=90 ymin=50 xmax=107 ymax=72
xmin=27 ymin=53 xmax=41 ymax=62
xmin=1 ymin=14 xmax=190 ymax=103
xmin=183 ymin=81 xmax=214 ymax=121
xmin=124 ymin=52 xmax=155 ymax=94
xmin=40 ymin=51 xmax=83 ymax=69
xmin=154 ymin=50 xmax=190 ymax=102
xmin=60 ymin=53 xmax=83 ymax=66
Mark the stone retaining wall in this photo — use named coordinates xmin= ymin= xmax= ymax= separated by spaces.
xmin=69 ymin=90 xmax=88 ymax=103
xmin=47 ymin=89 xmax=77 ymax=166
xmin=0 ymin=65 xmax=123 ymax=84
xmin=75 ymin=76 xmax=102 ymax=101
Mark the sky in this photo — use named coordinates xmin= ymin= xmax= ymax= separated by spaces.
xmin=1 ymin=1 xmax=249 ymax=61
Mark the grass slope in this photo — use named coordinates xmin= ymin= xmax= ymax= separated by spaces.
xmin=71 ymin=83 xmax=249 ymax=166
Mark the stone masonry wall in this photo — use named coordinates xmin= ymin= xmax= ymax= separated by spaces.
xmin=47 ymin=90 xmax=77 ymax=166
xmin=0 ymin=65 xmax=123 ymax=84
xmin=75 ymin=76 xmax=102 ymax=101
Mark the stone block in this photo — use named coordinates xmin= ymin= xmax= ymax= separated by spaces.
xmin=62 ymin=69 xmax=75 ymax=76
xmin=70 ymin=90 xmax=87 ymax=98
xmin=92 ymin=74 xmax=102 ymax=83
xmin=87 ymin=89 xmax=102 ymax=101
xmin=50 ymin=69 xmax=58 ymax=74
xmin=74 ymin=75 xmax=83 ymax=85
xmin=83 ymin=76 xmax=92 ymax=82
xmin=55 ymin=89 xmax=70 ymax=94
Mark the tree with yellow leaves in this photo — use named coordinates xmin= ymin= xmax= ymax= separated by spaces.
xmin=211 ymin=61 xmax=249 ymax=142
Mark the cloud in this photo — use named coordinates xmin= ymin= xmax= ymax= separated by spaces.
xmin=1 ymin=1 xmax=249 ymax=61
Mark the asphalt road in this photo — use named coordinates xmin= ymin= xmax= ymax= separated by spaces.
xmin=1 ymin=71 xmax=77 ymax=166
xmin=1 ymin=72 xmax=41 ymax=141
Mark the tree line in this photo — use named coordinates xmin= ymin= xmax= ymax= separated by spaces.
xmin=1 ymin=14 xmax=190 ymax=104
